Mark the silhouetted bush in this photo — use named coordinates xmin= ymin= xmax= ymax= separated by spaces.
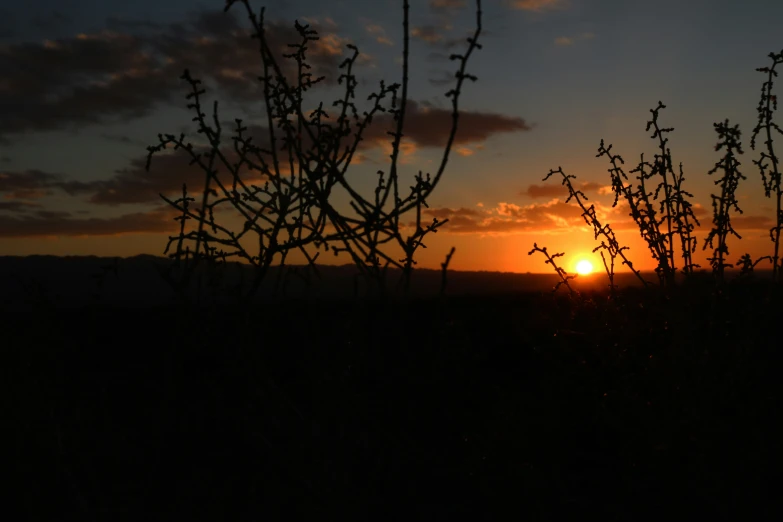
xmin=146 ymin=0 xmax=482 ymax=305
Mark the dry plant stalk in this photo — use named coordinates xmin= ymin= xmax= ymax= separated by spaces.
xmin=735 ymin=252 xmax=772 ymax=278
xmin=598 ymin=144 xmax=668 ymax=283
xmin=146 ymin=0 xmax=483 ymax=304
xmin=647 ymin=102 xmax=700 ymax=278
xmin=597 ymin=102 xmax=699 ymax=287
xmin=703 ymin=120 xmax=746 ymax=281
xmin=439 ymin=246 xmax=456 ymax=297
xmin=528 ymin=243 xmax=577 ymax=295
xmin=750 ymin=50 xmax=783 ymax=281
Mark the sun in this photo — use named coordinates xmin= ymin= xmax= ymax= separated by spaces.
xmin=575 ymin=259 xmax=594 ymax=275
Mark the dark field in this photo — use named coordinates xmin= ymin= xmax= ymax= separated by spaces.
xmin=6 ymin=262 xmax=783 ymax=521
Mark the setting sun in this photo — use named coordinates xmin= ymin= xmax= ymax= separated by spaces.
xmin=576 ymin=259 xmax=594 ymax=275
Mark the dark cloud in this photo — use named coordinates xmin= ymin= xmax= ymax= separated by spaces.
xmin=427 ymin=52 xmax=449 ymax=62
xmin=579 ymin=182 xmax=605 ymax=193
xmin=105 ymin=16 xmax=165 ymax=32
xmin=422 ymin=207 xmax=481 ymax=220
xmin=521 ymin=181 xmax=607 ymax=199
xmin=0 ymin=207 xmax=179 ymax=238
xmin=83 ymin=148 xmax=243 ymax=205
xmin=74 ymin=127 xmax=358 ymax=206
xmin=0 ymin=167 xmax=130 ymax=203
xmin=412 ymin=26 xmax=445 ymax=45
xmin=34 ymin=210 xmax=72 ymax=220
xmin=61 ymin=130 xmax=288 ymax=205
xmin=1 ymin=126 xmax=306 ymax=206
xmin=100 ymin=133 xmax=149 ymax=146
xmin=0 ymin=200 xmax=41 ymax=212
xmin=362 ymin=100 xmax=532 ymax=149
xmin=430 ymin=0 xmax=467 ymax=11
xmin=521 ymin=184 xmax=565 ymax=199
xmin=0 ymin=32 xmax=175 ymax=139
xmin=428 ymin=70 xmax=456 ymax=87
xmin=0 ymin=9 xmax=356 ymax=141
xmin=411 ymin=26 xmax=466 ymax=52
xmin=0 ymin=96 xmax=529 ymax=207
xmin=363 ymin=23 xmax=393 ymax=46
xmin=731 ymin=215 xmax=774 ymax=230
xmin=85 ymin=101 xmax=527 ymax=205
xmin=0 ymin=169 xmax=64 ymax=200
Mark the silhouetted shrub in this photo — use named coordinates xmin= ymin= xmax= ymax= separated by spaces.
xmin=145 ymin=0 xmax=483 ymax=304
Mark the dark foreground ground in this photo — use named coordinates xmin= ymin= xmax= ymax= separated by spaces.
xmin=6 ymin=279 xmax=783 ymax=521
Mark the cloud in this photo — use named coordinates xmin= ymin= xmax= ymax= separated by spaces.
xmin=361 ymin=100 xmax=532 ymax=151
xmin=508 ymin=0 xmax=565 ymax=12
xmin=424 ymin=199 xmax=595 ymax=235
xmin=554 ymin=32 xmax=595 ymax=47
xmin=105 ymin=16 xmax=165 ymax=32
xmin=0 ymin=150 xmax=256 ymax=206
xmin=365 ymin=24 xmax=393 ymax=46
xmin=33 ymin=210 xmax=73 ymax=220
xmin=100 ymin=133 xmax=149 ymax=146
xmin=423 ymin=192 xmax=665 ymax=236
xmin=425 ymin=192 xmax=772 ymax=239
xmin=521 ymin=181 xmax=607 ymax=199
xmin=1 ymin=98 xmax=529 ymax=207
xmin=427 ymin=52 xmax=450 ymax=63
xmin=428 ymin=70 xmax=456 ymax=87
xmin=85 ymin=150 xmax=232 ymax=205
xmin=106 ymin=98 xmax=533 ymax=205
xmin=423 ymin=207 xmax=482 ymax=220
xmin=522 ymin=183 xmax=566 ymax=199
xmin=0 ymin=207 xmax=180 ymax=238
xmin=0 ymin=9 xmax=359 ymax=141
xmin=0 ymin=169 xmax=66 ymax=200
xmin=430 ymin=0 xmax=467 ymax=11
xmin=0 ymin=200 xmax=41 ymax=212
xmin=730 ymin=215 xmax=774 ymax=230
xmin=412 ymin=26 xmax=468 ymax=51
xmin=692 ymin=203 xmax=708 ymax=218
xmin=301 ymin=17 xmax=338 ymax=30
xmin=0 ymin=32 xmax=171 ymax=140
xmin=70 ymin=143 xmax=280 ymax=206
xmin=412 ymin=26 xmax=446 ymax=45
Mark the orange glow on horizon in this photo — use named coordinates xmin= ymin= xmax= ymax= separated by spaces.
xmin=1 ymin=224 xmax=779 ymax=275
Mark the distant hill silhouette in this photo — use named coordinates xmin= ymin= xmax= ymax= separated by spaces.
xmin=0 ymin=255 xmax=769 ymax=309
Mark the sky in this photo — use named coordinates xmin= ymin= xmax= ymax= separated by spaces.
xmin=1 ymin=0 xmax=782 ymax=274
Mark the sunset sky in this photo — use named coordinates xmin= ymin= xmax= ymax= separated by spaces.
xmin=1 ymin=0 xmax=782 ymax=274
